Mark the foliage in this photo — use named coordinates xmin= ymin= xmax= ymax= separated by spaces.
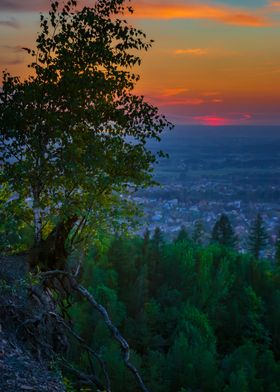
xmin=192 ymin=219 xmax=204 ymax=245
xmin=248 ymin=213 xmax=268 ymax=259
xmin=68 ymin=231 xmax=280 ymax=391
xmin=174 ymin=226 xmax=190 ymax=244
xmin=0 ymin=0 xmax=172 ymax=251
xmin=0 ymin=184 xmax=33 ymax=253
xmin=211 ymin=213 xmax=237 ymax=249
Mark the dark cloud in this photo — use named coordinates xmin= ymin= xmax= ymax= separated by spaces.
xmin=0 ymin=55 xmax=24 ymax=65
xmin=211 ymin=0 xmax=267 ymax=7
xmin=0 ymin=17 xmax=20 ymax=28
xmin=5 ymin=58 xmax=24 ymax=65
xmin=0 ymin=44 xmax=25 ymax=52
xmin=0 ymin=0 xmax=49 ymax=12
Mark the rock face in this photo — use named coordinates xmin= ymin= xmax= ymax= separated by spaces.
xmin=0 ymin=255 xmax=66 ymax=392
xmin=0 ymin=331 xmax=65 ymax=392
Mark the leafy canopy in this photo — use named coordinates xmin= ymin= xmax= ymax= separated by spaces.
xmin=0 ymin=0 xmax=172 ymax=246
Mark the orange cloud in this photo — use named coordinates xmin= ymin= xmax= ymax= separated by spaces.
xmin=211 ymin=99 xmax=223 ymax=103
xmin=151 ymin=97 xmax=205 ymax=106
xmin=270 ymin=1 xmax=280 ymax=6
xmin=162 ymin=88 xmax=190 ymax=96
xmin=132 ymin=2 xmax=271 ymax=27
xmin=175 ymin=48 xmax=208 ymax=56
xmin=202 ymin=91 xmax=221 ymax=96
xmin=162 ymin=98 xmax=205 ymax=106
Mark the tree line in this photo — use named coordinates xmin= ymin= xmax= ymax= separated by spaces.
xmin=176 ymin=212 xmax=280 ymax=262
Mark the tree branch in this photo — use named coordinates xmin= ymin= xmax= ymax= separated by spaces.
xmin=49 ymin=311 xmax=111 ymax=392
xmin=60 ymin=358 xmax=105 ymax=391
xmin=40 ymin=270 xmax=150 ymax=392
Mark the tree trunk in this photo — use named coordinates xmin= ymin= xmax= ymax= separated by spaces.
xmin=29 ymin=215 xmax=78 ymax=271
xmin=32 ymin=191 xmax=42 ymax=245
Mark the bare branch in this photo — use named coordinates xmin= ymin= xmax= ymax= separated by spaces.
xmin=49 ymin=311 xmax=111 ymax=392
xmin=60 ymin=358 xmax=105 ymax=391
xmin=74 ymin=283 xmax=150 ymax=392
xmin=40 ymin=270 xmax=150 ymax=392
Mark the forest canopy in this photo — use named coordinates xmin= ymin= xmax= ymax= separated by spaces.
xmin=69 ymin=232 xmax=280 ymax=391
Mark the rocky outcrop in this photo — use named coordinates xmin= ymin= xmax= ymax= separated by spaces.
xmin=0 ymin=331 xmax=65 ymax=392
xmin=0 ymin=255 xmax=66 ymax=392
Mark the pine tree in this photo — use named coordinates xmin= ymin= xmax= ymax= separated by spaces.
xmin=192 ymin=219 xmax=204 ymax=245
xmin=141 ymin=229 xmax=150 ymax=257
xmin=174 ymin=226 xmax=189 ymax=243
xmin=248 ymin=213 xmax=268 ymax=259
xmin=149 ymin=227 xmax=164 ymax=290
xmin=152 ymin=227 xmax=164 ymax=250
xmin=211 ymin=213 xmax=237 ymax=248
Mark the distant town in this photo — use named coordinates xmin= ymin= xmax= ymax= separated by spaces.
xmin=132 ymin=126 xmax=280 ymax=257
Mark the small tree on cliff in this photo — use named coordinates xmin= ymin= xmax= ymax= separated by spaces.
xmin=0 ymin=0 xmax=172 ymax=268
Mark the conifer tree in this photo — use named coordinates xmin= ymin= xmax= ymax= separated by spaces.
xmin=211 ymin=213 xmax=237 ymax=248
xmin=174 ymin=226 xmax=189 ymax=243
xmin=192 ymin=219 xmax=204 ymax=245
xmin=149 ymin=227 xmax=164 ymax=287
xmin=152 ymin=227 xmax=164 ymax=250
xmin=248 ymin=213 xmax=268 ymax=259
xmin=142 ymin=229 xmax=150 ymax=257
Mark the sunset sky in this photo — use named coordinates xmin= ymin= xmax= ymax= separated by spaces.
xmin=0 ymin=0 xmax=280 ymax=126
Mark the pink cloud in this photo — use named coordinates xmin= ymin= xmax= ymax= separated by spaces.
xmin=194 ymin=113 xmax=253 ymax=126
xmin=194 ymin=116 xmax=233 ymax=126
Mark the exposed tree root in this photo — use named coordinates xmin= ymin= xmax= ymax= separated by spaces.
xmin=41 ymin=270 xmax=150 ymax=392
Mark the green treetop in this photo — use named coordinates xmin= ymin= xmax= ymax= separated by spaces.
xmin=211 ymin=213 xmax=237 ymax=248
xmin=174 ymin=226 xmax=189 ymax=243
xmin=248 ymin=213 xmax=268 ymax=259
xmin=192 ymin=219 xmax=204 ymax=246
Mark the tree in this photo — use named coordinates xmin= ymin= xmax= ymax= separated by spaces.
xmin=211 ymin=213 xmax=237 ymax=248
xmin=0 ymin=0 xmax=172 ymax=268
xmin=248 ymin=213 xmax=268 ymax=259
xmin=174 ymin=226 xmax=189 ymax=243
xmin=152 ymin=227 xmax=164 ymax=251
xmin=192 ymin=219 xmax=204 ymax=246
